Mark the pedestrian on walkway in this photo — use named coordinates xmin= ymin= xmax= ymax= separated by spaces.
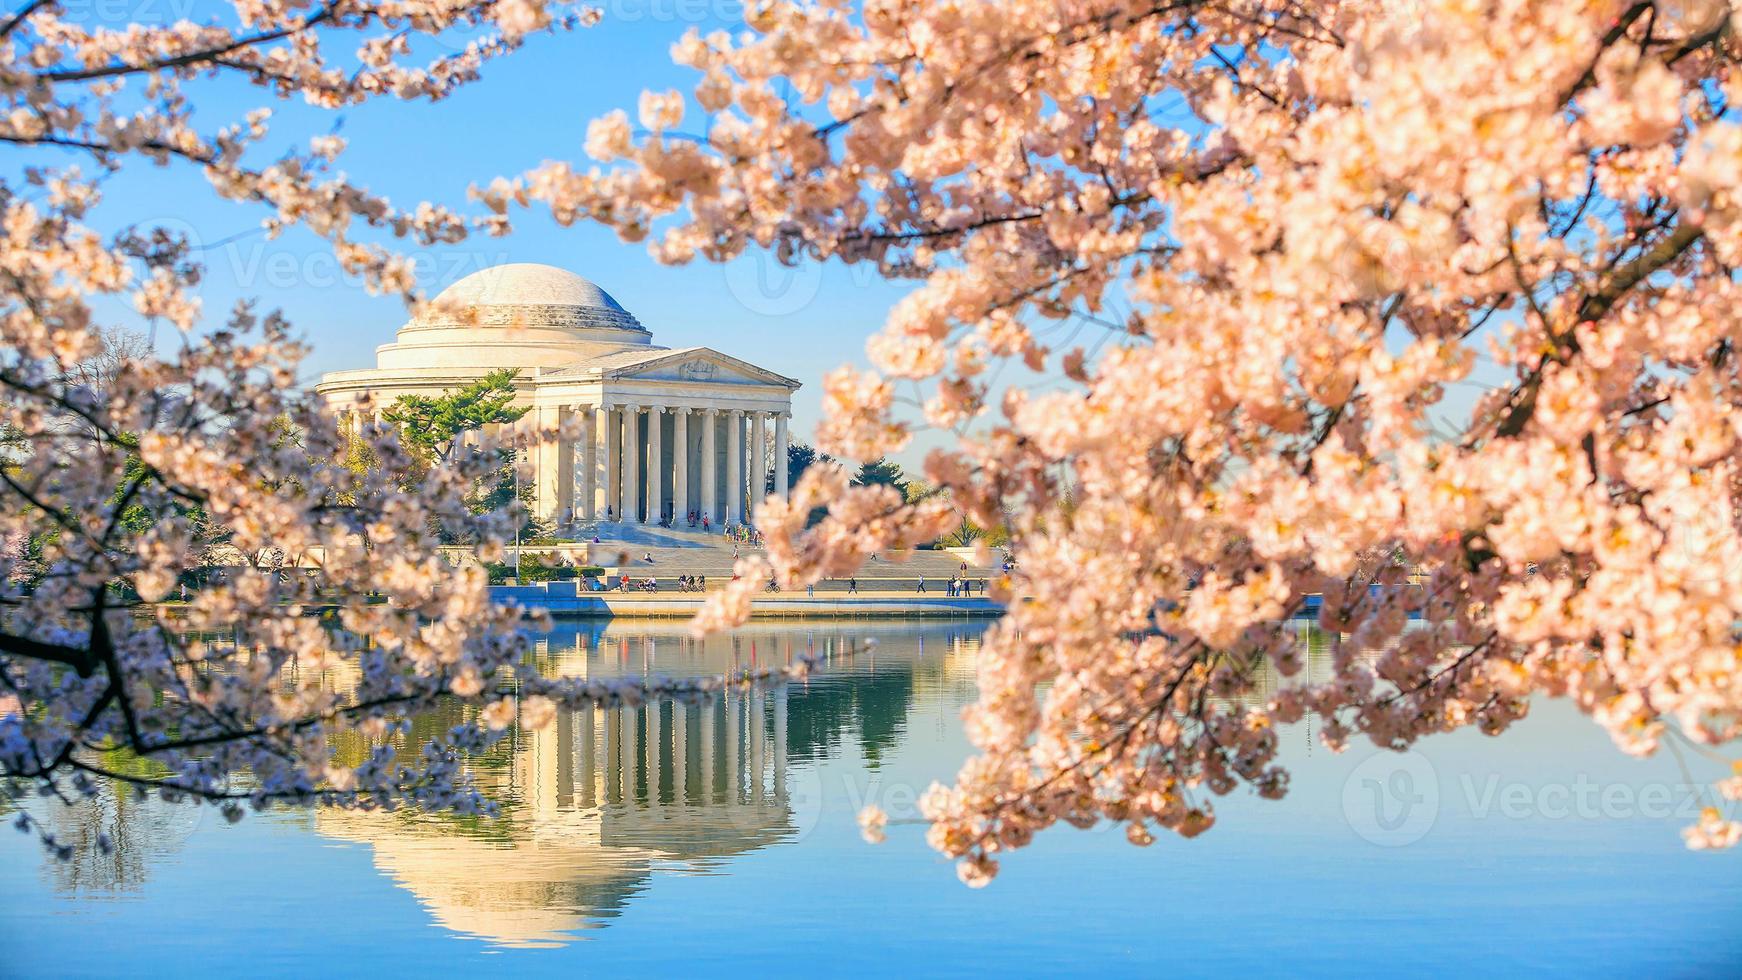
xmin=916 ymin=576 xmax=926 ymax=594
xmin=848 ymin=578 xmax=858 ymax=594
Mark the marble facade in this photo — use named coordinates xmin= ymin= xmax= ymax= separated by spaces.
xmin=315 ymin=263 xmax=798 ymax=527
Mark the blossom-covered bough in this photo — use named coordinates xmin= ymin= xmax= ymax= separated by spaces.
xmin=0 ymin=0 xmax=848 ymax=860
xmin=498 ymin=0 xmax=1742 ymax=883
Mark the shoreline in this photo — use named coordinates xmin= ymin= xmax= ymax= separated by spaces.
xmin=488 ymin=583 xmax=1005 ymax=619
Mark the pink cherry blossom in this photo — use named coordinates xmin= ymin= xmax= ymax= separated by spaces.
xmin=496 ymin=0 xmax=1742 ymax=882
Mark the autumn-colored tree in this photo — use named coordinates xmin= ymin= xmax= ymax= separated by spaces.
xmin=509 ymin=0 xmax=1742 ymax=881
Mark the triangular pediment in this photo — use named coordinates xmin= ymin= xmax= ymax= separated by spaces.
xmin=597 ymin=348 xmax=799 ymax=389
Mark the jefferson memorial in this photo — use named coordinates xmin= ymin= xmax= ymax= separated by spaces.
xmin=316 ymin=262 xmax=799 ymax=528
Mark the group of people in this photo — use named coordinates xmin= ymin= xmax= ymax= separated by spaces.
xmin=915 ymin=575 xmax=981 ymax=596
xmin=608 ymin=572 xmax=708 ymax=592
xmin=592 ymin=506 xmax=721 ymax=532
xmin=722 ymin=521 xmax=761 ymax=546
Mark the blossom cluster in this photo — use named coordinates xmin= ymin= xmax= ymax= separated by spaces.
xmin=506 ymin=0 xmax=1742 ymax=881
xmin=0 ymin=1 xmax=725 ymax=859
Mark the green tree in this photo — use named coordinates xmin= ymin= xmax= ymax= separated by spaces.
xmin=786 ymin=441 xmax=833 ymax=491
xmin=852 ymin=457 xmax=908 ymax=495
xmin=384 ymin=368 xmax=528 ymax=465
xmin=374 ymin=370 xmax=543 ymax=542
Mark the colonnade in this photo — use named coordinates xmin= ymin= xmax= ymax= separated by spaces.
xmin=534 ymin=403 xmax=791 ymax=526
xmin=521 ymin=685 xmax=790 ymax=813
xmin=341 ymin=400 xmax=791 ymax=528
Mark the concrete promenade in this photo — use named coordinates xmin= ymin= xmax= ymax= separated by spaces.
xmin=489 ymin=581 xmax=1004 ymax=619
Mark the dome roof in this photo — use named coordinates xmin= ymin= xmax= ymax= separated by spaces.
xmin=421 ymin=263 xmax=645 ymax=333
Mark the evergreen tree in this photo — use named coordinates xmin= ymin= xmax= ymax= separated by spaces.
xmin=786 ymin=442 xmax=833 ymax=491
xmin=384 ymin=368 xmax=528 ymax=464
xmin=851 ymin=457 xmax=908 ymax=495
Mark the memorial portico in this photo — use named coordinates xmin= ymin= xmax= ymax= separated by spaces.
xmin=316 ymin=263 xmax=799 ymax=529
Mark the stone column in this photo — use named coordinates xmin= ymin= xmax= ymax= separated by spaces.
xmin=750 ymin=410 xmax=768 ymax=507
xmin=672 ymin=407 xmax=689 ymax=522
xmin=620 ymin=404 xmax=639 ymax=522
xmin=602 ymin=406 xmax=619 ymax=522
xmin=556 ymin=406 xmax=576 ymax=528
xmin=700 ymin=408 xmax=718 ymax=523
xmin=773 ymin=686 xmax=787 ymax=796
xmin=726 ymin=691 xmax=742 ymax=796
xmin=581 ymin=407 xmax=599 ymax=522
xmin=644 ymin=404 xmax=663 ymax=524
xmin=646 ymin=698 xmax=662 ymax=796
xmin=672 ymin=703 xmax=686 ymax=802
xmin=725 ymin=409 xmax=743 ymax=524
xmin=748 ymin=686 xmax=765 ymax=801
xmin=774 ymin=411 xmax=791 ymax=498
xmin=700 ymin=699 xmax=717 ymax=803
xmin=534 ymin=404 xmax=561 ymax=524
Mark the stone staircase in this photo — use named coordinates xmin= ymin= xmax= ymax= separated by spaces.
xmin=569 ymin=521 xmax=1002 ymax=591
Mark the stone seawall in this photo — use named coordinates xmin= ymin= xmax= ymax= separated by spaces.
xmin=489 ymin=582 xmax=1004 ymax=619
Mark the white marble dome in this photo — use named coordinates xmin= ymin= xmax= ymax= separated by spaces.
xmin=417 ymin=262 xmax=645 ymax=333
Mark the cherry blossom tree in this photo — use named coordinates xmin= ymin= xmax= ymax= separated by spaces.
xmin=0 ymin=1 xmax=833 ymax=861
xmin=502 ymin=0 xmax=1742 ymax=882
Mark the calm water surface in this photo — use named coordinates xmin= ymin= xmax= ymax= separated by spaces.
xmin=2 ymin=620 xmax=1738 ymax=977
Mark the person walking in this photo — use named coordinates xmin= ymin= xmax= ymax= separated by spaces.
xmin=806 ymin=582 xmax=815 ymax=598
xmin=916 ymin=575 xmax=926 ymax=594
xmin=848 ymin=577 xmax=858 ymax=594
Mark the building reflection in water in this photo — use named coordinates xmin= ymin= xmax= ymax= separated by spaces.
xmin=25 ymin=618 xmax=1357 ymax=946
xmin=316 ymin=621 xmax=986 ymax=948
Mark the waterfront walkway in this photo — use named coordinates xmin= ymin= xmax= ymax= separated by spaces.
xmin=536 ymin=523 xmax=1002 ymax=584
xmin=489 ymin=581 xmax=1004 ymax=619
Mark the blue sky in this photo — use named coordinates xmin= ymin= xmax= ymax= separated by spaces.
xmin=67 ymin=3 xmax=1509 ymax=466
xmin=79 ymin=3 xmax=914 ymax=455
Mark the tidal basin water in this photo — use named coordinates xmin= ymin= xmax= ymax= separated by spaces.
xmin=3 ymin=620 xmax=1739 ymax=977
